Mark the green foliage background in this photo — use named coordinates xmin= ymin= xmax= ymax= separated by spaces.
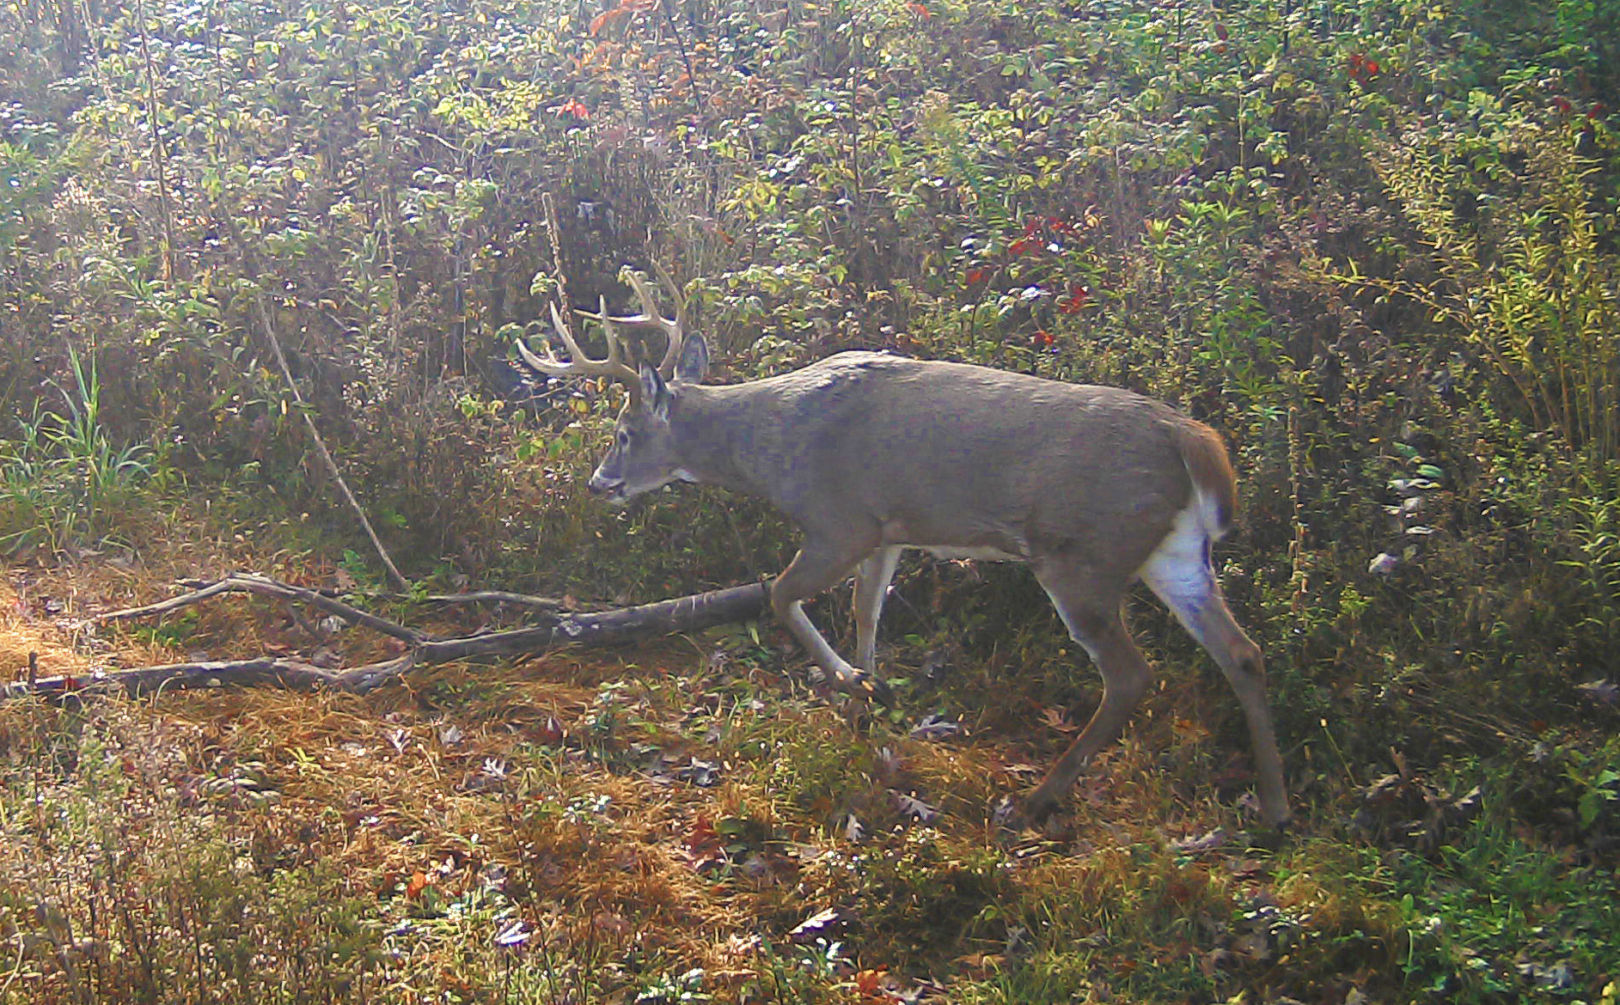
xmin=2 ymin=0 xmax=1619 ymax=1000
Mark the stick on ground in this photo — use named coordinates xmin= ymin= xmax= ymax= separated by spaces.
xmin=4 ymin=575 xmax=770 ymax=703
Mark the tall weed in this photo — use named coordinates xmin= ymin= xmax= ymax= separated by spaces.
xmin=0 ymin=349 xmax=152 ymax=556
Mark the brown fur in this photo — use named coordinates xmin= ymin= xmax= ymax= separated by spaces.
xmin=1171 ymin=419 xmax=1239 ymax=534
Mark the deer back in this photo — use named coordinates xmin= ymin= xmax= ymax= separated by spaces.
xmin=667 ymin=352 xmax=1222 ymax=581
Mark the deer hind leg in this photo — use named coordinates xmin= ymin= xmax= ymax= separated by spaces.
xmin=852 ymin=546 xmax=901 ymax=674
xmin=1022 ymin=566 xmax=1153 ymax=822
xmin=773 ymin=536 xmax=889 ymax=698
xmin=1139 ymin=527 xmax=1291 ymax=828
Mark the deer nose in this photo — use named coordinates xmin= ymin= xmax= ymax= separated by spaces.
xmin=587 ymin=471 xmax=621 ymax=497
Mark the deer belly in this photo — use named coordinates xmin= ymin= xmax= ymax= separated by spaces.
xmin=878 ymin=518 xmax=1028 ymax=563
xmin=919 ymin=545 xmax=1026 ymax=563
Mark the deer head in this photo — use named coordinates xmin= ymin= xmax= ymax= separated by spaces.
xmin=515 ymin=265 xmax=709 ymax=504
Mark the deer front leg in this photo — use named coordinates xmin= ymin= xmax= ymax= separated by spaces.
xmin=852 ymin=547 xmax=902 ymax=674
xmin=773 ymin=538 xmax=892 ymax=702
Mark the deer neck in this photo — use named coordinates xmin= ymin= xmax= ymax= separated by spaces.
xmin=666 ymin=382 xmax=784 ymax=501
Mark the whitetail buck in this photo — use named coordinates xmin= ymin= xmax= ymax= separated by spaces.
xmin=518 ymin=267 xmax=1290 ymax=828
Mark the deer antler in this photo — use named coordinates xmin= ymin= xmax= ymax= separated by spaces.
xmin=578 ymin=264 xmax=690 ymax=379
xmin=516 ymin=296 xmax=643 ymax=406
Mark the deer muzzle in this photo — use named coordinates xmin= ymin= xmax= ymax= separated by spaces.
xmin=587 ymin=470 xmax=626 ymax=502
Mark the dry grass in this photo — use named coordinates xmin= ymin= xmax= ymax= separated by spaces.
xmin=0 ymin=541 xmax=1369 ymax=1004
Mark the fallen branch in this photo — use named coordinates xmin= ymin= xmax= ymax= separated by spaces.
xmin=4 ymin=576 xmax=770 ymax=703
xmin=99 ymin=573 xmax=425 ymax=644
xmin=417 ymin=590 xmax=584 ymax=612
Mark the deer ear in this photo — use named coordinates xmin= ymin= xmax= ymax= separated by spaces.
xmin=675 ymin=333 xmax=709 ymax=384
xmin=640 ymin=362 xmax=670 ymax=419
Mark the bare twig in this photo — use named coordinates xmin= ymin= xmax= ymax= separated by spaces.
xmin=419 ymin=591 xmax=578 ymax=611
xmin=657 ymin=0 xmax=709 ymax=115
xmin=96 ymin=573 xmax=425 ymax=645
xmin=246 ymin=292 xmax=411 ymax=593
xmin=210 ymin=145 xmax=410 ymax=593
xmin=133 ymin=0 xmax=176 ymax=280
xmin=541 ymin=191 xmax=575 ymax=327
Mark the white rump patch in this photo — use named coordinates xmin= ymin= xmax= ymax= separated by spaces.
xmin=1137 ymin=500 xmax=1218 ymax=628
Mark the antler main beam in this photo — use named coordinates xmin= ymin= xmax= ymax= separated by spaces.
xmin=577 ymin=265 xmax=690 ymax=379
xmin=515 ymin=296 xmax=643 ymax=405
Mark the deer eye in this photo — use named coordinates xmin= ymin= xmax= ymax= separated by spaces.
xmin=617 ymin=430 xmax=631 ymax=449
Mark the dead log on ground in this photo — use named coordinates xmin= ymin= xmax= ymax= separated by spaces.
xmin=3 ymin=574 xmax=770 ymax=703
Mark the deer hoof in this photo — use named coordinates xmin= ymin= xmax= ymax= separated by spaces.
xmin=852 ymin=672 xmax=894 ymax=706
xmin=1247 ymin=817 xmax=1293 ymax=849
xmin=1017 ymin=792 xmax=1060 ymax=828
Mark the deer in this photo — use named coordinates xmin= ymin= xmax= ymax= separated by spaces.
xmin=517 ymin=266 xmax=1290 ymax=829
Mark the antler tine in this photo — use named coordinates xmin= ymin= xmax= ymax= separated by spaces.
xmin=574 ymin=266 xmax=688 ymax=379
xmin=514 ymin=299 xmax=642 ymax=405
xmin=591 ymin=295 xmax=641 ymax=378
xmin=612 ymin=266 xmax=689 ymax=379
xmin=649 ymin=262 xmax=691 ymax=378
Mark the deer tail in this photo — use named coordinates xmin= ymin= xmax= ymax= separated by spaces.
xmin=1173 ymin=419 xmax=1239 ymax=542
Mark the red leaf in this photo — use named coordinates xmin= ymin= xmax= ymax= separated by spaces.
xmin=406 ymin=871 xmax=430 ymax=899
xmin=1058 ymin=283 xmax=1090 ymax=314
xmin=685 ymin=814 xmax=721 ymax=856
xmin=855 ymin=969 xmax=899 ymax=1002
xmin=534 ymin=715 xmax=564 ymax=745
xmin=683 ymin=814 xmax=726 ymax=872
xmin=906 ymin=2 xmax=930 ymax=18
xmin=1008 ymin=236 xmax=1037 ymax=256
xmin=964 ymin=267 xmax=987 ymax=285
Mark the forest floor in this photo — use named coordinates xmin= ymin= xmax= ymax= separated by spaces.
xmin=2 ymin=529 xmax=1616 ymax=1004
xmin=1 ymin=530 xmax=1400 ymax=1005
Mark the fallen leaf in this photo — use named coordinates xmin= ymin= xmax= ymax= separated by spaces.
xmin=892 ymin=790 xmax=938 ymax=823
xmin=684 ymin=814 xmax=726 ymax=873
xmin=909 ymin=714 xmax=961 ymax=740
xmin=1576 ymin=679 xmax=1618 ymax=705
xmin=1172 ymin=716 xmax=1211 ymax=743
xmin=875 ymin=746 xmax=903 ymax=779
xmin=1368 ymin=552 xmax=1399 ymax=575
xmin=405 ymin=871 xmax=429 ymax=899
xmin=1170 ymin=828 xmax=1228 ymax=854
xmin=787 ymin=906 xmax=847 ymax=942
xmin=494 ymin=920 xmax=530 ymax=946
xmin=593 ymin=911 xmax=629 ymax=935
xmin=678 ymin=757 xmax=721 ymax=787
xmin=1039 ymin=706 xmax=1080 ymax=733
